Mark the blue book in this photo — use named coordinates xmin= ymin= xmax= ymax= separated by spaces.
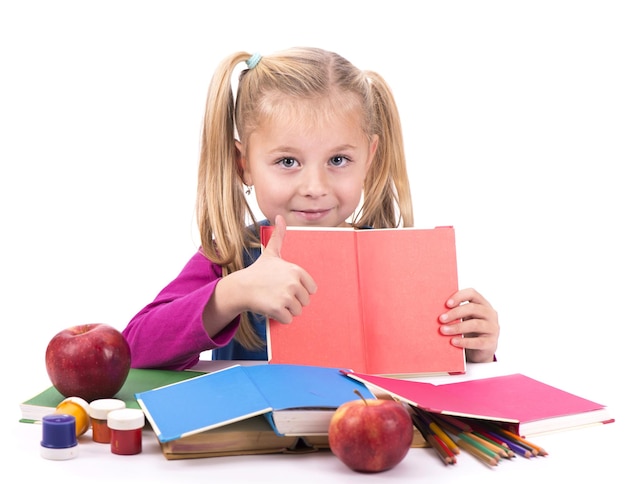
xmin=135 ymin=364 xmax=375 ymax=443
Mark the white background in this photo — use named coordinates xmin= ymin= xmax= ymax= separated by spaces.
xmin=2 ymin=0 xmax=624 ymax=431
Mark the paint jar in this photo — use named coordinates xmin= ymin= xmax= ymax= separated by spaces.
xmin=107 ymin=408 xmax=145 ymax=455
xmin=55 ymin=397 xmax=91 ymax=437
xmin=89 ymin=399 xmax=126 ymax=443
xmin=40 ymin=414 xmax=78 ymax=460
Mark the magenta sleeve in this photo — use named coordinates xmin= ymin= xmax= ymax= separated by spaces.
xmin=122 ymin=249 xmax=239 ymax=370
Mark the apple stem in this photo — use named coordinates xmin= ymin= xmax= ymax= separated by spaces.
xmin=354 ymin=389 xmax=369 ymax=405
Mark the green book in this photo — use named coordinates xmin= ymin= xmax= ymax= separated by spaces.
xmin=19 ymin=368 xmax=205 ymax=423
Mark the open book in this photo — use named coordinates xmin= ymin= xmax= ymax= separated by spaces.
xmin=345 ymin=371 xmax=614 ymax=437
xmin=135 ymin=364 xmax=376 ymax=443
xmin=260 ymin=226 xmax=465 ymax=377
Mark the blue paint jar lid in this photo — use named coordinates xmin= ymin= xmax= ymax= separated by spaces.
xmin=40 ymin=413 xmax=78 ymax=460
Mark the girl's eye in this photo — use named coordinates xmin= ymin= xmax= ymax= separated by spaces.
xmin=278 ymin=157 xmax=299 ymax=168
xmin=329 ymin=156 xmax=349 ymax=167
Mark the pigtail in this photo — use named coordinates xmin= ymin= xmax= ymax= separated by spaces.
xmin=358 ymin=71 xmax=414 ymax=228
xmin=196 ymin=51 xmax=263 ymax=349
xmin=198 ymin=51 xmax=248 ymax=266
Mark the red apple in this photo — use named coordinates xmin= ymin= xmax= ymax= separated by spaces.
xmin=328 ymin=393 xmax=413 ymax=473
xmin=45 ymin=323 xmax=131 ymax=402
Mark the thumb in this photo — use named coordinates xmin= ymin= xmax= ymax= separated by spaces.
xmin=264 ymin=214 xmax=286 ymax=258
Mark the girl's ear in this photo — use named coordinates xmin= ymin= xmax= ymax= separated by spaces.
xmin=235 ymin=140 xmax=253 ymax=186
xmin=366 ymin=135 xmax=379 ymax=171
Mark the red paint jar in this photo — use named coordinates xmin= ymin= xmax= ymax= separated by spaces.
xmin=107 ymin=408 xmax=145 ymax=455
xmin=89 ymin=399 xmax=125 ymax=443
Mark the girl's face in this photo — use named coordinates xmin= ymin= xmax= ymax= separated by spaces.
xmin=239 ymin=104 xmax=378 ymax=228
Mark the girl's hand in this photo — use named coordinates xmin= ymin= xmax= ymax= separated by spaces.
xmin=438 ymin=288 xmax=499 ymax=363
xmin=236 ymin=215 xmax=317 ymax=323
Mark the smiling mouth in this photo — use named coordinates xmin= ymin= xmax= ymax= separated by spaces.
xmin=292 ymin=208 xmax=332 ymax=220
xmin=296 ymin=209 xmax=330 ymax=214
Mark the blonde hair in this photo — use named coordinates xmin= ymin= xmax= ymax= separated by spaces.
xmin=196 ymin=47 xmax=414 ymax=349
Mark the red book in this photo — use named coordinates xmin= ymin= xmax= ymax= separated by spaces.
xmin=345 ymin=372 xmax=615 ymax=437
xmin=260 ymin=226 xmax=465 ymax=377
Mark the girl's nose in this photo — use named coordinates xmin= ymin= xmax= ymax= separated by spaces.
xmin=299 ymin=166 xmax=329 ymax=197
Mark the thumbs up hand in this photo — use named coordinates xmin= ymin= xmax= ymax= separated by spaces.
xmin=262 ymin=213 xmax=288 ymax=259
xmin=239 ymin=215 xmax=317 ymax=323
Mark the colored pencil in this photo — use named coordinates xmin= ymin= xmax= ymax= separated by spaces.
xmin=483 ymin=430 xmax=533 ymax=458
xmin=472 ymin=426 xmax=510 ymax=448
xmin=455 ymin=437 xmax=499 ymax=467
xmin=477 ymin=422 xmax=542 ymax=456
xmin=436 ymin=413 xmax=473 ymax=432
xmin=418 ymin=411 xmax=460 ymax=455
xmin=409 ymin=408 xmax=456 ymax=465
xmin=497 ymin=427 xmax=548 ymax=456
xmin=470 ymin=429 xmax=516 ymax=458
xmin=430 ymin=413 xmax=465 ymax=435
xmin=411 ymin=409 xmax=548 ymax=466
xmin=457 ymin=432 xmax=501 ymax=462
xmin=465 ymin=432 xmax=512 ymax=459
xmin=428 ymin=433 xmax=457 ymax=465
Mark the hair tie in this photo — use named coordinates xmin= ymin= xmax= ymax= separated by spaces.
xmin=246 ymin=52 xmax=262 ymax=69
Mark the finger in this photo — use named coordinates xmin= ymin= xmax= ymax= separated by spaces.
xmin=440 ymin=302 xmax=489 ymax=327
xmin=286 ymin=299 xmax=305 ymax=317
xmin=274 ymin=275 xmax=316 ymax=319
xmin=293 ymin=279 xmax=317 ymax=307
xmin=264 ymin=214 xmax=286 ymax=258
xmin=269 ymin=294 xmax=307 ymax=324
xmin=446 ymin=288 xmax=491 ymax=309
xmin=269 ymin=276 xmax=317 ymax=324
xmin=268 ymin=308 xmax=294 ymax=325
xmin=299 ymin=270 xmax=317 ymax=296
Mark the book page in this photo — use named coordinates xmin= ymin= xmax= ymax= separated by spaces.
xmin=265 ymin=228 xmax=367 ymax=371
xmin=355 ymin=227 xmax=466 ymax=375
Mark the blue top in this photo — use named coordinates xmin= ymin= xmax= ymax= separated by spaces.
xmin=212 ymin=220 xmax=270 ymax=361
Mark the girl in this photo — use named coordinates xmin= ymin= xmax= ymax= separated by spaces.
xmin=122 ymin=47 xmax=499 ymax=370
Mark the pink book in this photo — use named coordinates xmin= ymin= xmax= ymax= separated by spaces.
xmin=345 ymin=372 xmax=614 ymax=437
